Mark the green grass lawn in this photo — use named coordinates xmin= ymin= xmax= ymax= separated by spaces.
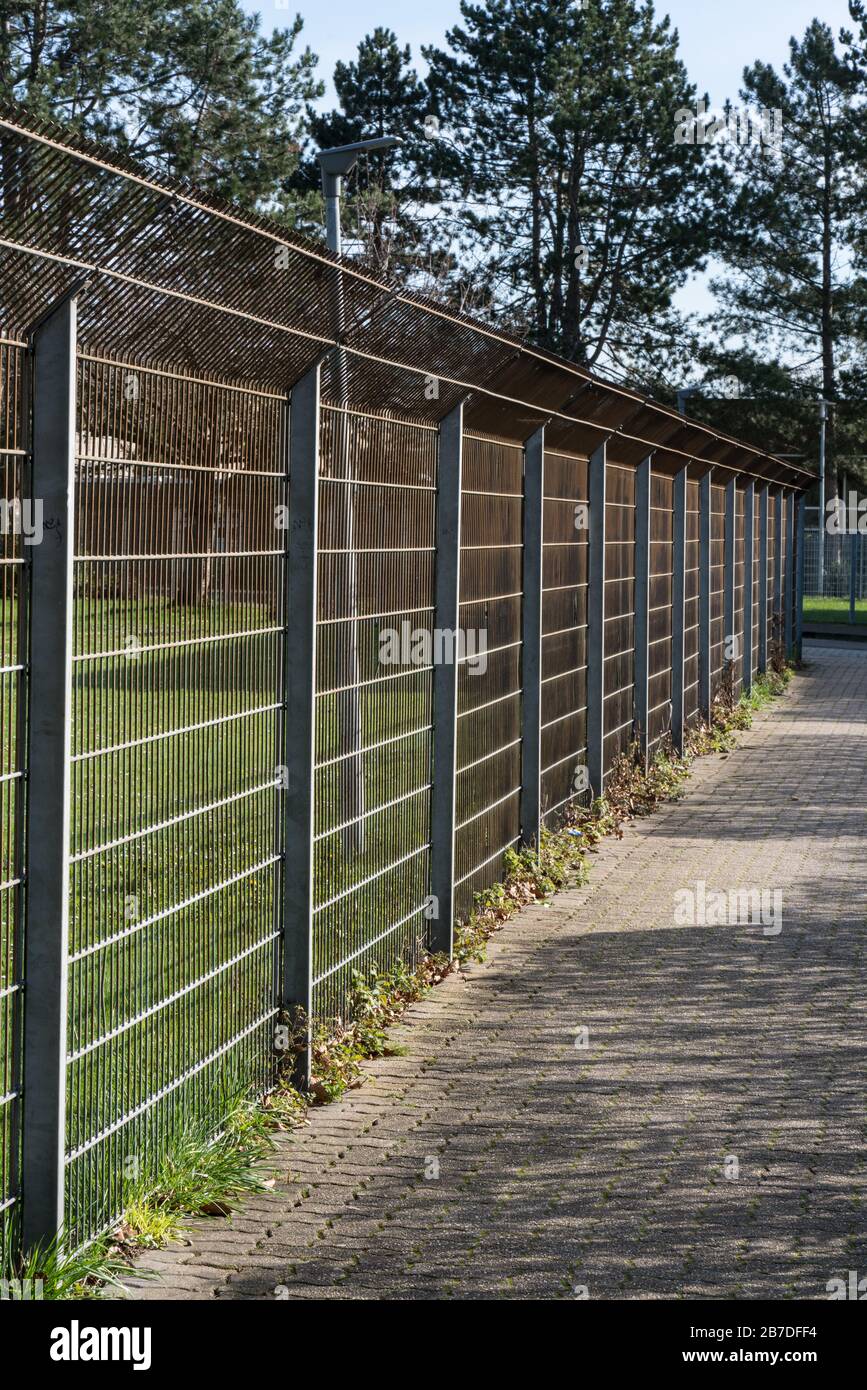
xmin=802 ymin=596 xmax=867 ymax=625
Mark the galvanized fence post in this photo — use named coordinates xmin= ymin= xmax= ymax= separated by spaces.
xmin=282 ymin=361 xmax=321 ymax=1089
xmin=633 ymin=455 xmax=652 ymax=769
xmin=758 ymin=486 xmax=769 ymax=673
xmin=429 ymin=401 xmax=463 ymax=955
xmin=520 ymin=426 xmax=544 ymax=849
xmin=742 ymin=481 xmax=755 ymax=692
xmin=586 ymin=441 xmax=606 ymax=798
xmin=785 ymin=492 xmax=795 ymax=657
xmin=20 ymin=292 xmax=78 ymax=1252
xmin=724 ymin=477 xmax=736 ymax=676
xmin=671 ymin=466 xmax=687 ymax=754
xmin=850 ymin=526 xmax=858 ymax=625
xmin=795 ymin=492 xmax=805 ymax=660
xmin=698 ymin=469 xmax=712 ymax=722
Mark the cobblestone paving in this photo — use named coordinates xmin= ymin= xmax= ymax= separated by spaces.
xmin=125 ymin=645 xmax=867 ymax=1301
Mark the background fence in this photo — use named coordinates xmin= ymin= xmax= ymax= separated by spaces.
xmin=0 ymin=108 xmax=813 ymax=1259
xmin=802 ymin=513 xmax=866 ymax=607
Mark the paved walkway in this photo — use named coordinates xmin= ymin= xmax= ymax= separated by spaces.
xmin=126 ymin=644 xmax=867 ymax=1301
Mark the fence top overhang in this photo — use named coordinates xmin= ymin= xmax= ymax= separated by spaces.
xmin=0 ymin=105 xmax=814 ymax=493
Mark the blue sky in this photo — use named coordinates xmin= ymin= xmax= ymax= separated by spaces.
xmin=247 ymin=0 xmax=856 ymax=108
xmin=245 ymin=1 xmax=856 ymax=319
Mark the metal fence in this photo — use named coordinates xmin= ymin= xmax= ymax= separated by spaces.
xmin=0 ymin=336 xmax=26 ymax=1246
xmin=0 ymin=107 xmax=813 ymax=1258
xmin=802 ymin=529 xmax=866 ymax=603
xmin=67 ymin=353 xmax=286 ymax=1247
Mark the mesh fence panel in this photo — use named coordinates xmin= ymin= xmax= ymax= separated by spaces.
xmin=312 ymin=406 xmax=436 ymax=1022
xmin=647 ymin=470 xmax=673 ymax=755
xmin=710 ymin=484 xmax=725 ymax=700
xmin=684 ymin=479 xmax=700 ymax=728
xmin=65 ymin=353 xmax=285 ymax=1246
xmin=733 ymin=489 xmax=745 ymax=700
xmin=802 ymin=529 xmax=867 ymax=600
xmin=541 ymin=449 xmax=589 ymax=826
xmin=752 ymin=500 xmax=760 ymax=676
xmin=767 ymin=497 xmax=775 ymax=642
xmin=0 ymin=337 xmax=26 ymax=1251
xmin=774 ymin=503 xmax=788 ymax=650
xmin=454 ymin=435 xmax=523 ymax=921
xmin=602 ymin=464 xmax=635 ymax=778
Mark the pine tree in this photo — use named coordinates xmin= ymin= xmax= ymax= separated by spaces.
xmin=703 ymin=19 xmax=863 ymax=499
xmin=293 ymin=28 xmax=452 ymax=286
xmin=0 ymin=1 xmax=323 ymax=209
xmin=420 ymin=0 xmax=726 ymax=381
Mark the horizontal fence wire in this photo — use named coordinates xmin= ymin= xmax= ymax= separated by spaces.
xmin=0 ymin=339 xmax=25 ymax=1251
xmin=64 ymin=350 xmax=285 ymax=1247
xmin=312 ymin=405 xmax=437 ymax=1022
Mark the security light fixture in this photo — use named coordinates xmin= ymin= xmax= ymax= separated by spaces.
xmin=316 ymin=136 xmax=402 ymax=254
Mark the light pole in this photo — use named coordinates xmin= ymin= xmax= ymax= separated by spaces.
xmin=316 ymin=137 xmax=401 ymax=855
xmin=318 ymin=136 xmax=402 ymax=256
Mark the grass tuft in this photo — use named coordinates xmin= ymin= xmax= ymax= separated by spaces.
xmin=1 ymin=1230 xmax=133 ymax=1301
xmin=115 ymin=1101 xmax=274 ymax=1252
xmin=307 ymin=958 xmax=440 ymax=1103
